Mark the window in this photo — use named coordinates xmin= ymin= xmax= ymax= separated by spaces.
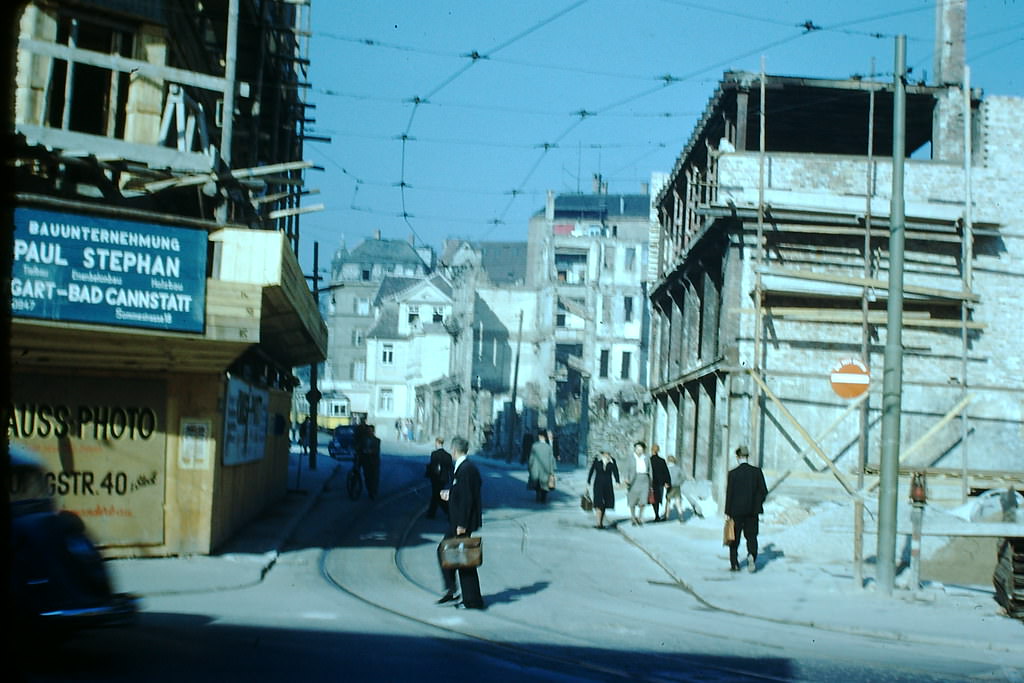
xmin=351 ymin=361 xmax=366 ymax=381
xmin=433 ymin=306 xmax=445 ymax=323
xmin=382 ymin=343 xmax=394 ymax=365
xmin=556 ymin=310 xmax=566 ymax=328
xmin=47 ymin=16 xmax=133 ymax=137
xmin=351 ymin=328 xmax=364 ymax=346
xmin=604 ymin=246 xmax=615 ymax=270
xmin=361 ymin=268 xmax=371 ymax=281
xmin=624 ymin=296 xmax=634 ymax=322
xmin=621 ymin=351 xmax=631 ymax=380
xmin=599 ymin=349 xmax=610 ymax=378
xmin=601 ymin=295 xmax=612 ymax=324
xmin=379 ymin=388 xmax=393 ymax=412
xmin=355 ymin=297 xmax=370 ymax=315
xmin=625 ymin=247 xmax=636 ymax=271
xmin=408 ymin=305 xmax=420 ymax=325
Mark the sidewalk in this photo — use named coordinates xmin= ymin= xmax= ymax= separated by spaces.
xmin=109 ymin=447 xmax=1024 ymax=655
xmin=550 ymin=466 xmax=1024 ymax=655
xmin=108 ymin=439 xmax=340 ymax=597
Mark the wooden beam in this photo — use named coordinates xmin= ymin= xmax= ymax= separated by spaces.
xmin=144 ymin=160 xmax=313 ymax=193
xmin=759 ymin=266 xmax=980 ymax=302
xmin=21 ymin=38 xmax=248 ymax=93
xmin=748 ymin=368 xmax=858 ymax=496
xmin=866 ymin=394 xmax=974 ymax=492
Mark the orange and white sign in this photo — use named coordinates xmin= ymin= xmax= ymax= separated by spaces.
xmin=830 ymin=358 xmax=870 ymax=399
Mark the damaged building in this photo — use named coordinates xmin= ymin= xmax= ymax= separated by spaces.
xmin=648 ymin=4 xmax=1023 ymax=507
xmin=8 ymin=0 xmax=325 ymax=555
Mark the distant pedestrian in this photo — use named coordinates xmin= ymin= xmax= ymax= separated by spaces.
xmin=527 ymin=430 xmax=556 ymax=503
xmin=725 ymin=445 xmax=768 ymax=572
xmin=437 ymin=436 xmax=485 ymax=609
xmin=300 ymin=417 xmax=312 ymax=455
xmin=359 ymin=425 xmax=382 ymax=499
xmin=650 ymin=444 xmax=672 ymax=522
xmin=425 ymin=437 xmax=453 ymax=518
xmin=587 ymin=451 xmax=620 ymax=529
xmin=623 ymin=441 xmax=651 ymax=526
xmin=395 ymin=418 xmax=403 ymax=440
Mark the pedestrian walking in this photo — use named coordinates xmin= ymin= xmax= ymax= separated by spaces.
xmin=299 ymin=416 xmax=311 ymax=455
xmin=359 ymin=424 xmax=382 ymax=499
xmin=725 ymin=445 xmax=768 ymax=572
xmin=587 ymin=451 xmax=620 ymax=529
xmin=623 ymin=441 xmax=652 ymax=525
xmin=436 ymin=436 xmax=485 ymax=609
xmin=425 ymin=437 xmax=453 ymax=518
xmin=650 ymin=444 xmax=672 ymax=522
xmin=527 ymin=430 xmax=556 ymax=503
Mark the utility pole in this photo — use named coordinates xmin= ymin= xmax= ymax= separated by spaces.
xmin=507 ymin=310 xmax=523 ymax=461
xmin=215 ymin=0 xmax=239 ymax=224
xmin=877 ymin=35 xmax=908 ymax=595
xmin=305 ymin=241 xmax=323 ymax=471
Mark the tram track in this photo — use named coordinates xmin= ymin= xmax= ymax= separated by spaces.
xmin=315 ymin=466 xmax=799 ymax=683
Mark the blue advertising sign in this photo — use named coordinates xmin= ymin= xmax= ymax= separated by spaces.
xmin=12 ymin=207 xmax=207 ymax=333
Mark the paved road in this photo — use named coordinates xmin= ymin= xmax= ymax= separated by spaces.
xmin=18 ymin=449 xmax=1017 ymax=681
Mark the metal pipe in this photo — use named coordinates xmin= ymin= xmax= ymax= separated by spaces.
xmin=960 ymin=66 xmax=973 ymax=502
xmin=877 ymin=35 xmax=908 ymax=596
xmin=216 ymin=0 xmax=240 ymax=223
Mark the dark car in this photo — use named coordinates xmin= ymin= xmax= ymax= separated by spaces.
xmin=327 ymin=425 xmax=356 ymax=459
xmin=9 ymin=444 xmax=138 ymax=636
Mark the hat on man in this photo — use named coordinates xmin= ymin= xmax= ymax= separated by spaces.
xmin=735 ymin=446 xmax=750 ymax=458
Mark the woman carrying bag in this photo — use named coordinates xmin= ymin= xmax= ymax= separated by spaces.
xmin=587 ymin=451 xmax=620 ymax=529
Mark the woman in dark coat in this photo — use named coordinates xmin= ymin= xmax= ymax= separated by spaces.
xmin=587 ymin=451 xmax=620 ymax=529
xmin=650 ymin=444 xmax=672 ymax=521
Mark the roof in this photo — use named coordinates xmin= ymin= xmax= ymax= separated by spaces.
xmin=373 ymin=276 xmax=421 ymax=305
xmin=366 ymin=308 xmax=399 ymax=339
xmin=550 ymin=194 xmax=650 ymax=219
xmin=344 ymin=238 xmax=427 ymax=268
xmin=477 ymin=242 xmax=527 ymax=285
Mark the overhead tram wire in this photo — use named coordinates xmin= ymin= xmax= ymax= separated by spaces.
xmin=396 ymin=0 xmax=591 ymax=243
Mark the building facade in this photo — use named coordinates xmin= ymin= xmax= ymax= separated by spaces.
xmin=8 ymin=0 xmax=325 ymax=555
xmin=316 ymin=234 xmax=433 ymax=423
xmin=649 ymin=5 xmax=1023 ymax=505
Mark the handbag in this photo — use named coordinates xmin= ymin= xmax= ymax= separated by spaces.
xmin=647 ymin=487 xmax=656 ymax=505
xmin=439 ymin=536 xmax=483 ymax=569
xmin=723 ymin=518 xmax=736 ymax=546
xmin=548 ymin=473 xmax=557 ymax=490
xmin=580 ymin=491 xmax=593 ymax=512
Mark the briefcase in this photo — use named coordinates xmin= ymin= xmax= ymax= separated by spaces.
xmin=439 ymin=536 xmax=483 ymax=570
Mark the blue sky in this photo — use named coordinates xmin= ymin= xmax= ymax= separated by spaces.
xmin=300 ymin=0 xmax=1024 ymax=271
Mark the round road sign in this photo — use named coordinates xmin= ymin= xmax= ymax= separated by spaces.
xmin=830 ymin=358 xmax=869 ymax=399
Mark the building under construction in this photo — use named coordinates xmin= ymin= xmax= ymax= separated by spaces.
xmin=648 ymin=3 xmax=1023 ymax=507
xmin=8 ymin=0 xmax=325 ymax=555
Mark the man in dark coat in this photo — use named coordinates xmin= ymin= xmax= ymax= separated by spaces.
xmin=649 ymin=444 xmax=672 ymax=522
xmin=437 ymin=436 xmax=484 ymax=609
xmin=725 ymin=445 xmax=768 ymax=572
xmin=425 ymin=437 xmax=453 ymax=518
xmin=359 ymin=424 xmax=382 ymax=499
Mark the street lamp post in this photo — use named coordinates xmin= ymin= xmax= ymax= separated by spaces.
xmin=305 ymin=241 xmax=343 ymax=471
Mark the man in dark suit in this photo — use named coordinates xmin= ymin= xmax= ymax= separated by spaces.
xmin=359 ymin=424 xmax=381 ymax=499
xmin=725 ymin=445 xmax=768 ymax=573
xmin=437 ymin=436 xmax=484 ymax=609
xmin=425 ymin=437 xmax=453 ymax=518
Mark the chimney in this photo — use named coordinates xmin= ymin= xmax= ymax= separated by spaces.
xmin=934 ymin=0 xmax=965 ymax=86
xmin=545 ymin=190 xmax=555 ymax=220
xmin=374 ymin=229 xmax=382 ymax=240
xmin=592 ymin=173 xmax=602 ymax=194
xmin=640 ymin=182 xmax=649 ymax=195
xmin=931 ymin=0 xmax=968 ymax=162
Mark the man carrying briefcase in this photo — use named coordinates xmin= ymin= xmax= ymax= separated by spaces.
xmin=436 ymin=436 xmax=485 ymax=610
